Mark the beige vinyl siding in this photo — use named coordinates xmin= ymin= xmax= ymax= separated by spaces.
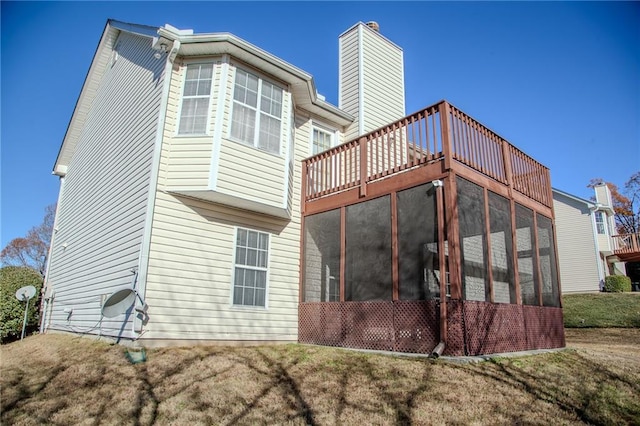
xmin=165 ymin=137 xmax=213 ymax=187
xmin=162 ymin=59 xmax=223 ymax=190
xmin=553 ymin=193 xmax=601 ymax=293
xmin=339 ymin=24 xmax=405 ymax=142
xmin=339 ymin=28 xmax=361 ymax=141
xmin=215 ymin=139 xmax=285 ymax=207
xmin=142 ymin=190 xmax=300 ymax=341
xmin=361 ymin=27 xmax=405 ymax=132
xmin=141 ymin=105 xmax=314 ymax=342
xmin=339 ymin=29 xmax=360 ymax=113
xmin=46 ymin=31 xmax=165 ymax=338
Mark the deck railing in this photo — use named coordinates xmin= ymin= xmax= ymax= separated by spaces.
xmin=303 ymin=100 xmax=552 ymax=208
xmin=612 ymin=233 xmax=640 ymax=256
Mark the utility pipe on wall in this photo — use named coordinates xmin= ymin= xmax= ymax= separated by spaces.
xmin=432 ymin=179 xmax=447 ymax=358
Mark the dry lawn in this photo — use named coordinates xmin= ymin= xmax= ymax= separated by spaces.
xmin=2 ymin=329 xmax=639 ymax=425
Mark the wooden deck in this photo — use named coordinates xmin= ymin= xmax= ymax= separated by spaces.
xmin=303 ymin=100 xmax=552 ymax=216
xmin=612 ymin=233 xmax=640 ymax=262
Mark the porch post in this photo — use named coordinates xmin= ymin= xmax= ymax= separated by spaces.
xmin=359 ymin=137 xmax=368 ymax=197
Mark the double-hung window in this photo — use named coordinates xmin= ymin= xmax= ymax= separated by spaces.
xmin=231 ymin=68 xmax=283 ymax=155
xmin=312 ymin=126 xmax=334 ymax=155
xmin=178 ymin=63 xmax=213 ymax=135
xmin=233 ymin=228 xmax=269 ymax=307
xmin=595 ymin=211 xmax=606 ymax=235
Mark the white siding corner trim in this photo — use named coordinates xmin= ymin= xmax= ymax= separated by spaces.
xmin=136 ymin=41 xmax=180 ymax=335
xmin=209 ymin=54 xmax=230 ymax=190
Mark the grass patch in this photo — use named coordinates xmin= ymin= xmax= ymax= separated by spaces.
xmin=2 ymin=330 xmax=640 ymax=425
xmin=562 ymin=292 xmax=640 ymax=328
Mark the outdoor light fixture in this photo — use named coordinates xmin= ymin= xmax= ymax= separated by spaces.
xmin=154 ymin=43 xmax=168 ymax=59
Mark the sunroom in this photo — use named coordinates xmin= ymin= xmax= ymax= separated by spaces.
xmin=298 ymin=100 xmax=564 ymax=357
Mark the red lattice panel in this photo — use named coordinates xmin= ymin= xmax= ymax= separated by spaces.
xmin=299 ymin=302 xmax=344 ymax=346
xmin=463 ymin=301 xmax=527 ymax=356
xmin=393 ymin=300 xmax=439 ymax=353
xmin=523 ymin=305 xmax=565 ymax=350
xmin=444 ymin=300 xmax=465 ymax=356
xmin=300 ymin=301 xmax=565 ymax=356
xmin=300 ymin=301 xmax=442 ymax=354
xmin=343 ymin=302 xmax=395 ymax=351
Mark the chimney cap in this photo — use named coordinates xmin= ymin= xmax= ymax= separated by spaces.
xmin=366 ymin=21 xmax=380 ymax=32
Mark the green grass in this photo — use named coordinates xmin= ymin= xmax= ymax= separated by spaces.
xmin=562 ymin=292 xmax=640 ymax=328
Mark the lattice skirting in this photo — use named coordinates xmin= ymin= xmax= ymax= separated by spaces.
xmin=299 ymin=300 xmax=565 ymax=356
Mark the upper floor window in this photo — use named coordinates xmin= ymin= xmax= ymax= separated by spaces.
xmin=312 ymin=126 xmax=334 ymax=155
xmin=233 ymin=228 xmax=269 ymax=307
xmin=595 ymin=211 xmax=606 ymax=235
xmin=178 ymin=63 xmax=213 ymax=135
xmin=231 ymin=68 xmax=283 ymax=155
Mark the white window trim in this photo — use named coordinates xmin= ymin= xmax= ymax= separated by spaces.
xmin=310 ymin=122 xmax=337 ymax=155
xmin=175 ymin=61 xmax=216 ymax=137
xmin=227 ymin=65 xmax=286 ymax=157
xmin=595 ymin=210 xmax=607 ymax=235
xmin=309 ymin=122 xmax=340 ymax=194
xmin=230 ymin=226 xmax=270 ymax=310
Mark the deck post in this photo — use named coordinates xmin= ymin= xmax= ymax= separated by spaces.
xmin=440 ymin=101 xmax=453 ymax=172
xmin=301 ymin=160 xmax=307 ymax=214
xmin=359 ymin=137 xmax=368 ymax=197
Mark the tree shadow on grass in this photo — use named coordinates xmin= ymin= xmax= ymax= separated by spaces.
xmin=224 ymin=348 xmax=317 ymax=425
xmin=316 ymin=352 xmax=435 ymax=425
xmin=463 ymin=351 xmax=640 ymax=425
xmin=128 ymin=348 xmax=235 ymax=426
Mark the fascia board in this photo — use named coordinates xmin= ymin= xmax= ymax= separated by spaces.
xmin=163 ymin=29 xmax=354 ymax=126
xmin=552 ymin=187 xmax=596 ymax=208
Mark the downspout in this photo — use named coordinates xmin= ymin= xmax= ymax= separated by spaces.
xmin=431 ymin=179 xmax=447 ymax=358
xmin=589 ymin=205 xmax=605 ymax=290
xmin=133 ymin=38 xmax=180 ymax=335
xmin=40 ymin=176 xmax=66 ymax=333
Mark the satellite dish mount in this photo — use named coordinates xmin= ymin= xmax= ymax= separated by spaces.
xmin=15 ymin=285 xmax=37 ymax=340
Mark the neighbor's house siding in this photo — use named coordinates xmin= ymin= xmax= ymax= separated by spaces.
xmin=552 ymin=191 xmax=601 ymax=293
xmin=46 ymin=30 xmax=165 ymax=338
xmin=140 ymin=59 xmax=318 ymax=344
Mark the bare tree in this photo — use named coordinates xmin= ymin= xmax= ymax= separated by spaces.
xmin=1 ymin=204 xmax=56 ymax=276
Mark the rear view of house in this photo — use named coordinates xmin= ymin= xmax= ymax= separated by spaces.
xmin=43 ymin=19 xmax=564 ymax=356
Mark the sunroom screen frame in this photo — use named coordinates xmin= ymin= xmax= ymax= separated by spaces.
xmin=299 ymin=100 xmax=564 ymax=356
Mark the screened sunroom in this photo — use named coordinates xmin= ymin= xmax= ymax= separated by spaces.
xmin=298 ymin=100 xmax=564 ymax=356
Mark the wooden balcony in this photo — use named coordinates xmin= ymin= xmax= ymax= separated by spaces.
xmin=612 ymin=233 xmax=640 ymax=262
xmin=302 ymin=100 xmax=552 ymax=216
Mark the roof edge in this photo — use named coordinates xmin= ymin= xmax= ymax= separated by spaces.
xmin=552 ymin=187 xmax=595 ymax=208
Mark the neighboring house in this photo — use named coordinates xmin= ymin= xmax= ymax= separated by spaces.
xmin=43 ymin=19 xmax=565 ymax=356
xmin=553 ymin=185 xmax=629 ymax=294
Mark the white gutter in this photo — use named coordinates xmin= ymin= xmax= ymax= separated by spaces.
xmin=157 ymin=27 xmax=353 ymax=125
xmin=134 ymin=39 xmax=180 ymax=335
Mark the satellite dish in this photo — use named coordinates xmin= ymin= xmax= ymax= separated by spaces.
xmin=15 ymin=285 xmax=37 ymax=301
xmin=102 ymin=287 xmax=137 ymax=318
xmin=15 ymin=285 xmax=37 ymax=340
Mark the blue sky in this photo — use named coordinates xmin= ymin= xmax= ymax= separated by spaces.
xmin=1 ymin=1 xmax=638 ymax=249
